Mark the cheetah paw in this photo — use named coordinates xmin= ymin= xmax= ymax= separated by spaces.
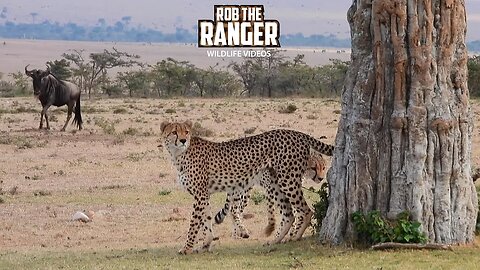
xmin=178 ymin=247 xmax=193 ymax=255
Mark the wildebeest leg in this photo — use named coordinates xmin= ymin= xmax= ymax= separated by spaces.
xmin=39 ymin=104 xmax=51 ymax=130
xmin=61 ymin=101 xmax=74 ymax=131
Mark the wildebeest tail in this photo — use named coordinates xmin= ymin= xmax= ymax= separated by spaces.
xmin=305 ymin=134 xmax=334 ymax=156
xmin=215 ymin=203 xmax=229 ymax=224
xmin=73 ymin=96 xmax=83 ymax=130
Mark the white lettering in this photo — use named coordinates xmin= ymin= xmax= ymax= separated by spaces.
xmin=214 ymin=22 xmax=227 ymax=46
xmin=253 ymin=22 xmax=263 ymax=46
xmin=255 ymin=7 xmax=262 ymax=20
xmin=228 ymin=22 xmax=240 ymax=46
xmin=215 ymin=7 xmax=224 ymax=21
xmin=200 ymin=22 xmax=214 ymax=46
xmin=264 ymin=21 xmax=278 ymax=46
xmin=240 ymin=22 xmax=252 ymax=46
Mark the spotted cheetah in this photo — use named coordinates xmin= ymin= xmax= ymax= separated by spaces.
xmin=214 ymin=151 xmax=328 ymax=239
xmin=161 ymin=121 xmax=334 ymax=254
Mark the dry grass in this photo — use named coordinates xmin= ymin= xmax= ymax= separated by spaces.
xmin=0 ymin=97 xmax=479 ymax=269
xmin=1 ymin=237 xmax=479 ymax=269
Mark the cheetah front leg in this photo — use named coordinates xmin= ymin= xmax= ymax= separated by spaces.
xmin=196 ymin=202 xmax=214 ymax=253
xmin=282 ymin=180 xmax=313 ymax=242
xmin=179 ymin=193 xmax=213 ymax=255
xmin=267 ymin=183 xmax=294 ymax=245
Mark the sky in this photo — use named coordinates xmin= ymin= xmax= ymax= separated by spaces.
xmin=0 ymin=0 xmax=479 ymax=40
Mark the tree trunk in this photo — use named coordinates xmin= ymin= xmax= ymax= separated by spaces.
xmin=320 ymin=0 xmax=478 ymax=244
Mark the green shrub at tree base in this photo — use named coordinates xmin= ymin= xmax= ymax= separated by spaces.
xmin=311 ymin=183 xmax=329 ymax=234
xmin=476 ymin=189 xmax=480 ymax=234
xmin=352 ymin=210 xmax=427 ymax=244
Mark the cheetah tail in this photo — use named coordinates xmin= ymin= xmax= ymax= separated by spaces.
xmin=264 ymin=223 xmax=275 ymax=237
xmin=214 ymin=205 xmax=229 ymax=224
xmin=309 ymin=135 xmax=334 ymax=156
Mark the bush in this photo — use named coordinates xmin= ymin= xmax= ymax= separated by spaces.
xmin=278 ymin=104 xmax=298 ymax=114
xmin=352 ymin=210 xmax=427 ymax=244
xmin=244 ymin=127 xmax=256 ymax=134
xmin=113 ymin=107 xmax=128 ymax=114
xmin=94 ymin=118 xmax=116 ymax=134
xmin=159 ymin=189 xmax=171 ymax=196
xmin=192 ymin=122 xmax=214 ymax=137
xmin=103 ymin=84 xmax=124 ymax=97
xmin=122 ymin=127 xmax=138 ymax=136
xmin=476 ymin=188 xmax=480 ymax=234
xmin=311 ymin=183 xmax=329 ymax=234
xmin=0 ymin=80 xmax=16 ymax=97
xmin=250 ymin=190 xmax=266 ymax=205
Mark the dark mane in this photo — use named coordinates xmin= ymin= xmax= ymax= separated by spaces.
xmin=42 ymin=75 xmax=60 ymax=96
xmin=49 ymin=72 xmax=66 ymax=86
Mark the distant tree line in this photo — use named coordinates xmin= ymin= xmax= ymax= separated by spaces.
xmin=0 ymin=19 xmax=196 ymax=43
xmin=0 ymin=49 xmax=349 ymax=98
xmin=2 ymin=19 xmax=480 ymax=51
xmin=2 ymin=50 xmax=480 ymax=99
xmin=61 ymin=49 xmax=349 ymax=98
xmin=0 ymin=18 xmax=351 ymax=48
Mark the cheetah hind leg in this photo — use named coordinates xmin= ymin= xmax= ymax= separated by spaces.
xmin=290 ymin=209 xmax=313 ymax=241
xmin=213 ymin=189 xmax=250 ymax=239
xmin=231 ymin=191 xmax=250 ymax=239
xmin=263 ymin=192 xmax=276 ymax=236
xmin=260 ymin=169 xmax=276 ymax=237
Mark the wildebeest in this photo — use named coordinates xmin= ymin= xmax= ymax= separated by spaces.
xmin=25 ymin=65 xmax=82 ymax=131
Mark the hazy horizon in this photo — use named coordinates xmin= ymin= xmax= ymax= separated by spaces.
xmin=1 ymin=0 xmax=479 ymax=41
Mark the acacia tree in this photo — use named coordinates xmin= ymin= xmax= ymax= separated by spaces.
xmin=229 ymin=59 xmax=260 ymax=97
xmin=62 ymin=49 xmax=90 ymax=93
xmin=149 ymin=58 xmax=195 ymax=97
xmin=46 ymin=59 xmax=72 ymax=80
xmin=63 ymin=48 xmax=140 ymax=98
xmin=320 ymin=0 xmax=478 ymax=244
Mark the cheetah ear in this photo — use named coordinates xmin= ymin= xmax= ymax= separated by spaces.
xmin=160 ymin=121 xmax=170 ymax=133
xmin=184 ymin=120 xmax=193 ymax=129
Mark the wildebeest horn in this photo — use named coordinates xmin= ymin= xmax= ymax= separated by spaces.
xmin=45 ymin=65 xmax=51 ymax=74
xmin=25 ymin=64 xmax=32 ymax=76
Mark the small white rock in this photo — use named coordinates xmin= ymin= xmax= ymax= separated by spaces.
xmin=72 ymin=211 xmax=90 ymax=222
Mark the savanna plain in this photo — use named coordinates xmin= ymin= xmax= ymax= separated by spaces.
xmin=1 ymin=97 xmax=480 ymax=270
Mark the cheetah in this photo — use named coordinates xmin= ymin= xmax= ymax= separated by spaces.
xmin=161 ymin=121 xmax=334 ymax=254
xmin=214 ymin=151 xmax=328 ymax=239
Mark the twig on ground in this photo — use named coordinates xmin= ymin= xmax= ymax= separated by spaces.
xmin=371 ymin=242 xmax=453 ymax=251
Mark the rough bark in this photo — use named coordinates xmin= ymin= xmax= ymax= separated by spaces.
xmin=320 ymin=0 xmax=478 ymax=244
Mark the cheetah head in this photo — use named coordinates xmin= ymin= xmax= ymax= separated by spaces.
xmin=160 ymin=121 xmax=192 ymax=154
xmin=305 ymin=151 xmax=327 ymax=183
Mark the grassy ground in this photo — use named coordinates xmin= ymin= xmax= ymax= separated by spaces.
xmin=1 ymin=237 xmax=480 ymax=269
